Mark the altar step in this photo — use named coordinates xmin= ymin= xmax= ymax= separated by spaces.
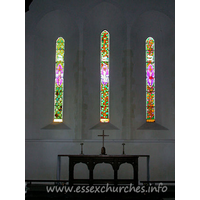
xmin=26 ymin=179 xmax=138 ymax=185
xmin=26 ymin=179 xmax=175 ymax=185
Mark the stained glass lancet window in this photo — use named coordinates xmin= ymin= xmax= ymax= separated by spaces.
xmin=146 ymin=37 xmax=155 ymax=122
xmin=53 ymin=37 xmax=65 ymax=122
xmin=100 ymin=30 xmax=109 ymax=123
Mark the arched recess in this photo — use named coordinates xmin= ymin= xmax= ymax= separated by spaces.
xmin=118 ymin=163 xmax=133 ymax=179
xmin=33 ymin=9 xmax=79 ymax=137
xmin=131 ymin=10 xmax=174 ymax=131
xmin=93 ymin=163 xmax=113 ymax=179
xmin=82 ymin=2 xmax=127 ymax=139
xmin=74 ymin=163 xmax=89 ymax=179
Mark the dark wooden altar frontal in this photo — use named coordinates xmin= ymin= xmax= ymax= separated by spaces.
xmin=56 ymin=155 xmax=150 ymax=186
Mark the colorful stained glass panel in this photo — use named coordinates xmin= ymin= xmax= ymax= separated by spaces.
xmin=54 ymin=37 xmax=65 ymax=122
xmin=146 ymin=64 xmax=155 ymax=89
xmin=146 ymin=92 xmax=155 ymax=106
xmin=146 ymin=51 xmax=154 ymax=63
xmin=146 ymin=37 xmax=154 ymax=51
xmin=146 ymin=37 xmax=155 ymax=122
xmin=100 ymin=30 xmax=110 ymax=123
xmin=56 ymin=50 xmax=64 ymax=62
xmin=100 ymin=106 xmax=109 ymax=123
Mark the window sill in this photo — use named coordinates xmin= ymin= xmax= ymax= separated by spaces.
xmin=41 ymin=122 xmax=71 ymax=130
xmin=90 ymin=122 xmax=119 ymax=130
xmin=137 ymin=122 xmax=168 ymax=130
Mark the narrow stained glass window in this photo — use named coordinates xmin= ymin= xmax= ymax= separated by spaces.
xmin=146 ymin=37 xmax=155 ymax=122
xmin=100 ymin=30 xmax=109 ymax=123
xmin=53 ymin=37 xmax=65 ymax=122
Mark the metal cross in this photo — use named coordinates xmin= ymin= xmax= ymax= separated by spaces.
xmin=98 ymin=130 xmax=109 ymax=148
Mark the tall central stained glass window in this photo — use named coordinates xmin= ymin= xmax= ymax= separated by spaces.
xmin=146 ymin=37 xmax=155 ymax=122
xmin=100 ymin=30 xmax=110 ymax=123
xmin=53 ymin=37 xmax=65 ymax=122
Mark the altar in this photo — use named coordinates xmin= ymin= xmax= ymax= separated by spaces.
xmin=56 ymin=154 xmax=150 ymax=186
